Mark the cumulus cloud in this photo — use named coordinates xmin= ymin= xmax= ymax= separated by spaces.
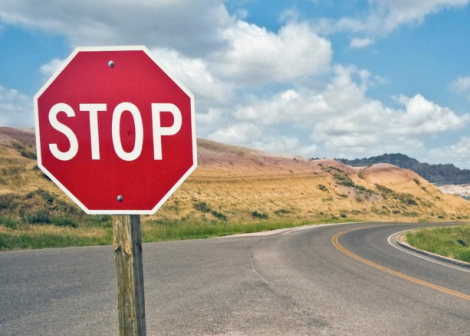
xmin=231 ymin=65 xmax=469 ymax=158
xmin=313 ymin=0 xmax=469 ymax=35
xmin=371 ymin=0 xmax=469 ymax=32
xmin=0 ymin=84 xmax=33 ymax=127
xmin=450 ymin=75 xmax=470 ymax=100
xmin=0 ymin=0 xmax=234 ymax=55
xmin=209 ymin=122 xmax=262 ymax=144
xmin=350 ymin=37 xmax=374 ymax=48
xmin=209 ymin=21 xmax=332 ymax=85
xmin=39 ymin=58 xmax=64 ymax=78
xmin=151 ymin=48 xmax=235 ymax=108
xmin=209 ymin=122 xmax=300 ymax=152
xmin=234 ymin=89 xmax=330 ymax=126
xmin=428 ymin=136 xmax=470 ymax=168
xmin=390 ymin=94 xmax=468 ymax=134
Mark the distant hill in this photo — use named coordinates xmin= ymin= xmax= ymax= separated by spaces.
xmin=1 ymin=127 xmax=470 ymax=225
xmin=337 ymin=153 xmax=470 ymax=185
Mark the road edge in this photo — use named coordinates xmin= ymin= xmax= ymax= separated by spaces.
xmin=397 ymin=232 xmax=470 ymax=269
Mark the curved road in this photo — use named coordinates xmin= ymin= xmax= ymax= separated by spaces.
xmin=1 ymin=222 xmax=469 ymax=335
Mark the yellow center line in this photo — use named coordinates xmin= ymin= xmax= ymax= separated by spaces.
xmin=332 ymin=226 xmax=470 ymax=302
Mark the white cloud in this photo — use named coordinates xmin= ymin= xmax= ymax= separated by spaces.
xmin=0 ymin=0 xmax=234 ymax=55
xmin=151 ymin=48 xmax=235 ymax=108
xmin=313 ymin=0 xmax=469 ymax=35
xmin=231 ymin=65 xmax=469 ymax=158
xmin=209 ymin=122 xmax=262 ymax=144
xmin=0 ymin=84 xmax=33 ymax=127
xmin=350 ymin=37 xmax=374 ymax=48
xmin=209 ymin=21 xmax=332 ymax=85
xmin=450 ymin=75 xmax=470 ymax=100
xmin=251 ymin=135 xmax=299 ymax=152
xmin=450 ymin=76 xmax=470 ymax=92
xmin=428 ymin=136 xmax=470 ymax=168
xmin=234 ymin=89 xmax=330 ymax=126
xmin=39 ymin=58 xmax=64 ymax=78
xmin=197 ymin=108 xmax=223 ymax=127
xmin=279 ymin=8 xmax=300 ymax=23
xmin=371 ymin=0 xmax=469 ymax=32
xmin=312 ymin=72 xmax=469 ymax=152
xmin=297 ymin=143 xmax=319 ymax=156
xmin=390 ymin=94 xmax=469 ymax=134
xmin=208 ymin=122 xmax=300 ymax=152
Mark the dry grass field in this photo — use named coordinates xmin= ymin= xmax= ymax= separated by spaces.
xmin=1 ymin=127 xmax=469 ymax=250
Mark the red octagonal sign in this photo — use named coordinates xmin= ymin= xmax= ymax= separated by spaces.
xmin=34 ymin=46 xmax=197 ymax=214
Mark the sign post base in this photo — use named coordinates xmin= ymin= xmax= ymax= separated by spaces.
xmin=112 ymin=215 xmax=146 ymax=336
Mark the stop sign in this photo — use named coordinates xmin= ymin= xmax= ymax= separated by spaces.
xmin=34 ymin=46 xmax=197 ymax=214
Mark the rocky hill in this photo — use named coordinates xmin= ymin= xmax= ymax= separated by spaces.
xmin=337 ymin=153 xmax=470 ymax=185
xmin=1 ymin=127 xmax=469 ymax=225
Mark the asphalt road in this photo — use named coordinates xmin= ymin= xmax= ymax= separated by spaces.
xmin=1 ymin=222 xmax=469 ymax=336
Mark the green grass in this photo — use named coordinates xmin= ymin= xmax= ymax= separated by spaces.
xmin=0 ymin=227 xmax=113 ymax=251
xmin=0 ymin=217 xmax=360 ymax=251
xmin=141 ymin=217 xmax=356 ymax=243
xmin=406 ymin=225 xmax=470 ymax=262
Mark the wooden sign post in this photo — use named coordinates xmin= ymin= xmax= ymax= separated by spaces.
xmin=112 ymin=215 xmax=146 ymax=336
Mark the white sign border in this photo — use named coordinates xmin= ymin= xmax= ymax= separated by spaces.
xmin=34 ymin=46 xmax=198 ymax=215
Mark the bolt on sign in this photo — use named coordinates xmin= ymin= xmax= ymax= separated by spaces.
xmin=34 ymin=46 xmax=197 ymax=336
xmin=34 ymin=46 xmax=197 ymax=214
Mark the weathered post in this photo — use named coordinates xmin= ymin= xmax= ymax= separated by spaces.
xmin=112 ymin=215 xmax=146 ymax=336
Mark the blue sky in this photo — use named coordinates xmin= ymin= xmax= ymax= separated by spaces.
xmin=1 ymin=0 xmax=470 ymax=167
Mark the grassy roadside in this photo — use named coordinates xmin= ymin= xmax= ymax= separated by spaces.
xmin=0 ymin=217 xmax=360 ymax=252
xmin=405 ymin=225 xmax=470 ymax=262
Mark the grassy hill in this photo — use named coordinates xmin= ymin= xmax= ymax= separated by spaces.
xmin=1 ymin=127 xmax=469 ymax=250
xmin=338 ymin=153 xmax=470 ymax=185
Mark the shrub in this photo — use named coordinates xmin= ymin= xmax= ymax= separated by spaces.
xmin=333 ymin=173 xmax=355 ymax=187
xmin=26 ymin=189 xmax=55 ymax=204
xmin=340 ymin=213 xmax=347 ymax=218
xmin=396 ymin=193 xmax=418 ymax=206
xmin=210 ymin=210 xmax=227 ymax=221
xmin=358 ymin=170 xmax=365 ymax=179
xmin=193 ymin=202 xmax=226 ymax=220
xmin=375 ymin=184 xmax=393 ymax=194
xmin=413 ymin=178 xmax=421 ymax=185
xmin=2 ymin=166 xmax=25 ymax=176
xmin=24 ymin=210 xmax=51 ymax=224
xmin=0 ymin=193 xmax=19 ymax=210
xmin=11 ymin=141 xmax=37 ymax=159
xmin=51 ymin=217 xmax=78 ymax=228
xmin=274 ymin=209 xmax=291 ymax=216
xmin=194 ymin=201 xmax=211 ymax=213
xmin=317 ymin=184 xmax=328 ymax=192
xmin=252 ymin=211 xmax=269 ymax=219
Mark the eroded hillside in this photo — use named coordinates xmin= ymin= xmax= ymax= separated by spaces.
xmin=1 ymin=127 xmax=469 ymax=224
